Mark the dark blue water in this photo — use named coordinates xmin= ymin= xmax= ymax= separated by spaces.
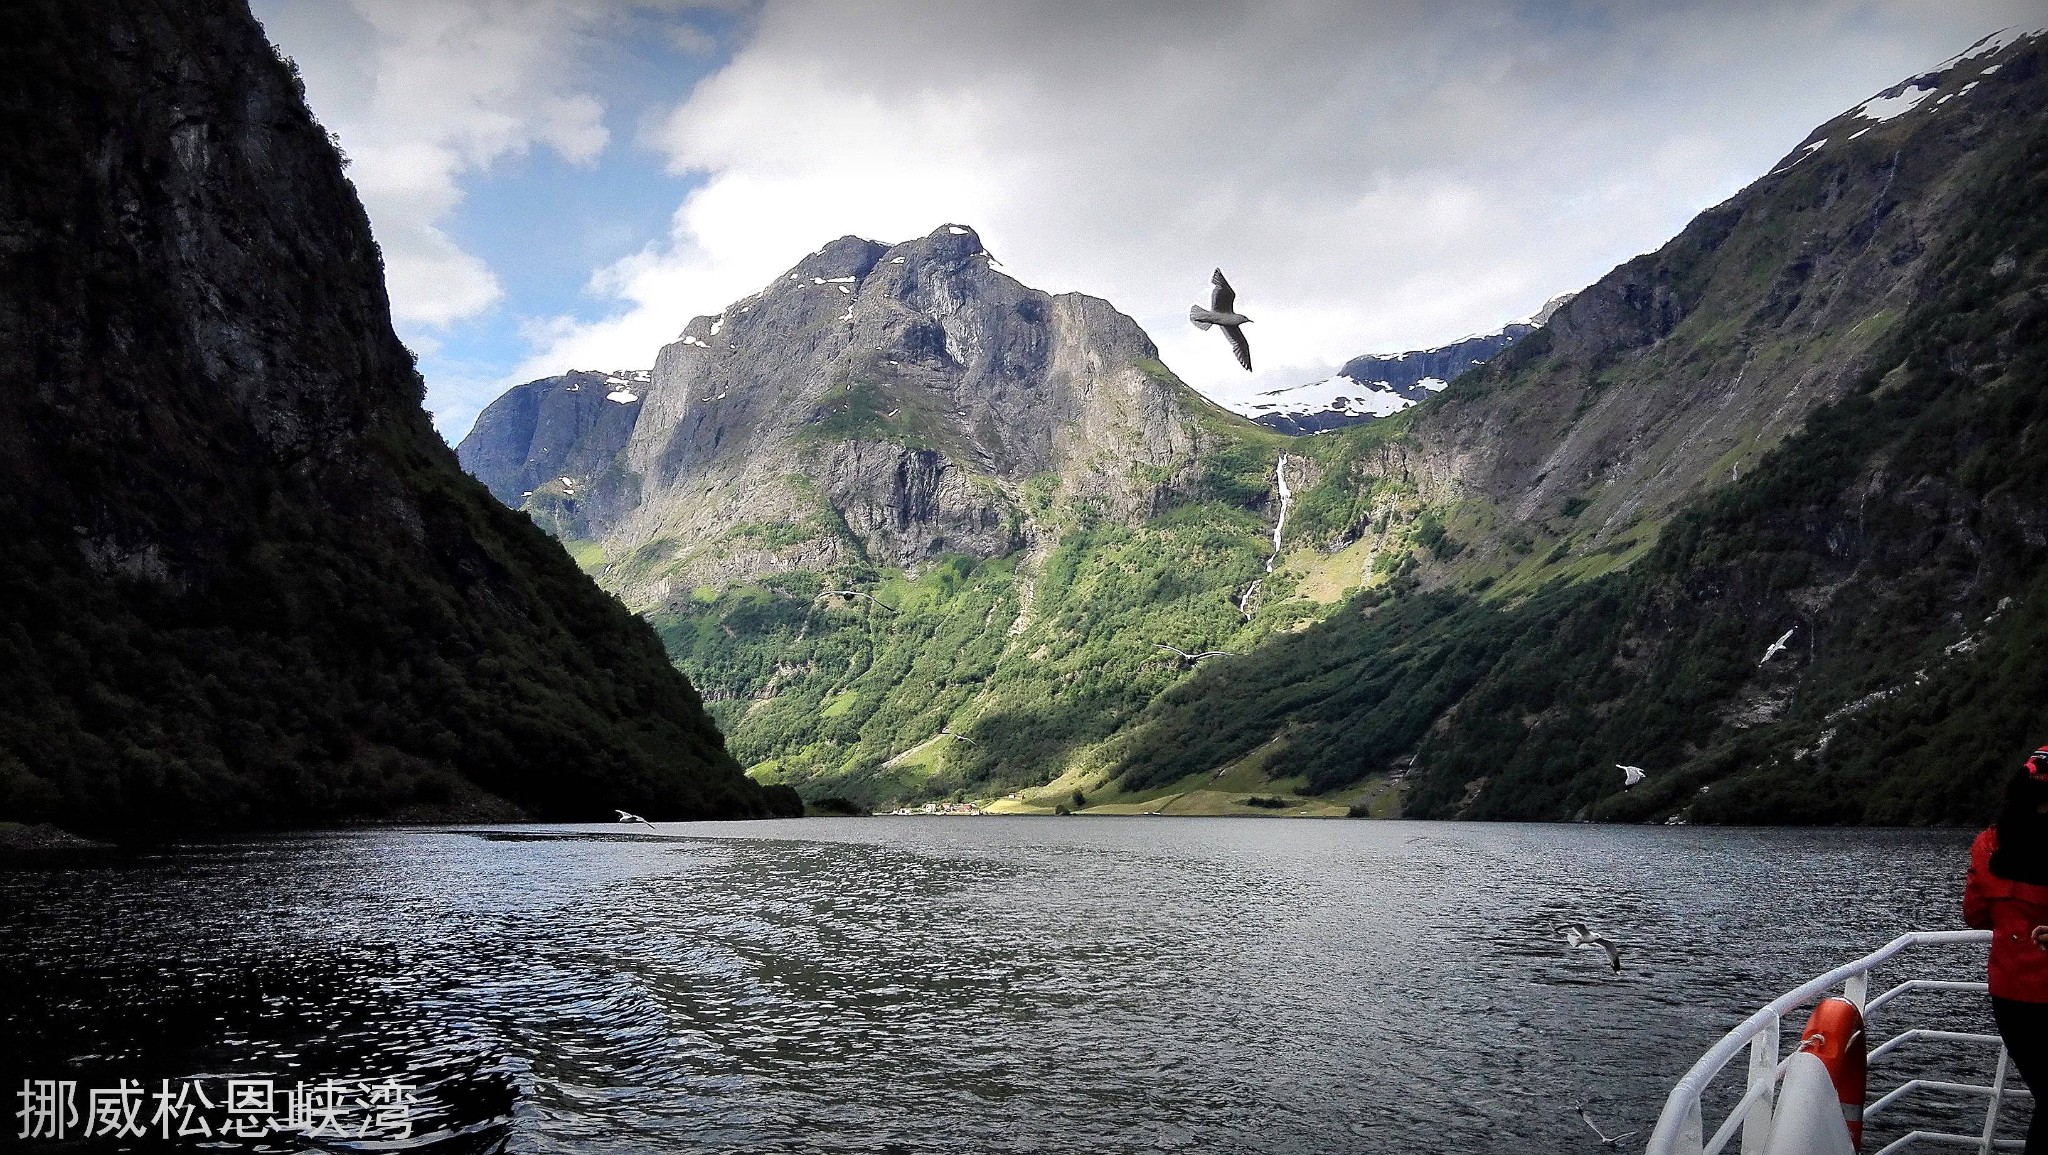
xmin=0 ymin=819 xmax=2020 ymax=1153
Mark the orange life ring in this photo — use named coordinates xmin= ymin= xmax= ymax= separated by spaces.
xmin=1798 ymin=996 xmax=1868 ymax=1151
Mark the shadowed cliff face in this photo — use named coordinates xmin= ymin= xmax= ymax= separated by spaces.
xmin=555 ymin=225 xmax=1227 ymax=605
xmin=457 ymin=369 xmax=649 ymax=537
xmin=0 ymin=0 xmax=794 ymax=835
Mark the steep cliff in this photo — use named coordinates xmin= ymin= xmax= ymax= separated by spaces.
xmin=455 ymin=367 xmax=655 ymax=554
xmin=0 ymin=0 xmax=792 ymax=836
xmin=575 ymin=226 xmax=1222 ymax=603
xmin=457 ymin=368 xmax=648 ymax=520
xmin=1113 ymin=27 xmax=2048 ymax=824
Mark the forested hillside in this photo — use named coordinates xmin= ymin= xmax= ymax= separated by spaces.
xmin=0 ymin=0 xmax=794 ymax=837
xmin=1114 ymin=31 xmax=2048 ymax=824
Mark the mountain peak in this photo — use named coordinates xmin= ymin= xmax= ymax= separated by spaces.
xmin=458 ymin=223 xmax=1226 ymax=601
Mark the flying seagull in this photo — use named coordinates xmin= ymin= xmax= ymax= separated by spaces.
xmin=1759 ymin=626 xmax=1797 ymax=665
xmin=1557 ymin=923 xmax=1625 ymax=972
xmin=1154 ymin=643 xmax=1237 ymax=664
xmin=614 ymin=809 xmax=652 ymax=827
xmin=1617 ymin=764 xmax=1647 ymax=788
xmin=1190 ymin=269 xmax=1254 ymax=371
xmin=1572 ymin=1102 xmax=1636 ymax=1149
xmin=818 ymin=589 xmax=896 ymax=613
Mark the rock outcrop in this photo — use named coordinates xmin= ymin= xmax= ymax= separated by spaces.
xmin=478 ymin=225 xmax=1234 ymax=606
xmin=457 ymin=368 xmax=649 ymax=539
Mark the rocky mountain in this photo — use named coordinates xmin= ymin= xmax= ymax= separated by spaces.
xmin=458 ymin=26 xmax=2047 ymax=825
xmin=0 ymin=0 xmax=793 ymax=837
xmin=459 ymin=369 xmax=648 ymax=511
xmin=575 ymin=226 xmax=1233 ymax=603
xmin=1241 ymin=296 xmax=1572 ymax=435
xmin=464 ymin=228 xmax=1295 ymax=801
xmin=1111 ymin=25 xmax=2048 ymax=824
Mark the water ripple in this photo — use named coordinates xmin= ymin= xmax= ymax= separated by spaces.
xmin=0 ymin=819 xmax=1994 ymax=1153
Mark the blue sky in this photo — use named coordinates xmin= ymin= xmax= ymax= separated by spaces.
xmin=417 ymin=6 xmax=748 ymax=390
xmin=251 ymin=0 xmax=749 ymax=432
xmin=251 ymin=1 xmax=2044 ymax=442
xmin=424 ymin=137 xmax=692 ymax=387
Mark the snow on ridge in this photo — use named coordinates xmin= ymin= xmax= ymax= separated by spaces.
xmin=605 ymin=390 xmax=639 ymax=404
xmin=1845 ymin=25 xmax=2037 ymax=130
xmin=1252 ymin=374 xmax=1416 ymax=420
xmin=1853 ymin=84 xmax=1937 ymax=124
xmin=1940 ymin=25 xmax=2043 ymax=69
xmin=1771 ymin=137 xmax=1829 ymax=175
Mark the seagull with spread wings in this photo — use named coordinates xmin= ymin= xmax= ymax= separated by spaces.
xmin=1572 ymin=1102 xmax=1636 ymax=1149
xmin=1557 ymin=923 xmax=1625 ymax=972
xmin=818 ymin=589 xmax=896 ymax=613
xmin=1190 ymin=268 xmax=1254 ymax=371
xmin=1154 ymin=643 xmax=1237 ymax=665
xmin=1759 ymin=625 xmax=1797 ymax=665
xmin=615 ymin=809 xmax=652 ymax=827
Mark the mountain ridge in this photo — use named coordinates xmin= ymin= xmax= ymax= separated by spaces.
xmin=456 ymin=26 xmax=2048 ymax=822
xmin=1107 ymin=24 xmax=2048 ymax=824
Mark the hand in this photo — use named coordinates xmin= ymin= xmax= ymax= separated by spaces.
xmin=2034 ymin=926 xmax=2048 ymax=951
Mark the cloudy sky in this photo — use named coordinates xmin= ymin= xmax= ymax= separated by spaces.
xmin=249 ymin=0 xmax=2042 ymax=440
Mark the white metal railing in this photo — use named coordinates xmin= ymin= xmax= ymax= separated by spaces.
xmin=1646 ymin=930 xmax=2034 ymax=1155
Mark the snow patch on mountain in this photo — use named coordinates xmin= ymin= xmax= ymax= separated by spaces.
xmin=1247 ymin=376 xmax=1416 ymax=422
xmin=1854 ymin=84 xmax=1937 ymax=123
xmin=1232 ymin=294 xmax=1572 ymax=435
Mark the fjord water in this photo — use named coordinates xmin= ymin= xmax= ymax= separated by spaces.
xmin=0 ymin=820 xmax=1998 ymax=1153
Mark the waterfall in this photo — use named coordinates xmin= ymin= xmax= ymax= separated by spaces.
xmin=1265 ymin=454 xmax=1292 ymax=574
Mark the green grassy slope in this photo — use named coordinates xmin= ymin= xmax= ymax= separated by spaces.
xmin=656 ymin=437 xmax=1341 ymax=805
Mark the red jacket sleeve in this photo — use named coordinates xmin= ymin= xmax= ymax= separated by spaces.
xmin=1963 ymin=828 xmax=1997 ymax=930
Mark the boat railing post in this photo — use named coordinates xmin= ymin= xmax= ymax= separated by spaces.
xmin=1679 ymin=1094 xmax=1706 ymax=1155
xmin=1844 ymin=971 xmax=1869 ymax=1013
xmin=1740 ymin=1014 xmax=1781 ymax=1154
xmin=1980 ymin=1044 xmax=2010 ymax=1155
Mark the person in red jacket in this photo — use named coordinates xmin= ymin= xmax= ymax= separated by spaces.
xmin=1965 ymin=745 xmax=2048 ymax=1154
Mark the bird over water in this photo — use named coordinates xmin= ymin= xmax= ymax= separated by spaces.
xmin=1190 ymin=268 xmax=1254 ymax=370
xmin=1557 ymin=923 xmax=1625 ymax=972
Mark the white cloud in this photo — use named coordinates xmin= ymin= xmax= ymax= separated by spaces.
xmin=505 ymin=0 xmax=2041 ymax=409
xmin=254 ymin=0 xmax=621 ymax=330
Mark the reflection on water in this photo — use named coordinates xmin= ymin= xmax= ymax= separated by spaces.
xmin=0 ymin=819 xmax=2007 ymax=1153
